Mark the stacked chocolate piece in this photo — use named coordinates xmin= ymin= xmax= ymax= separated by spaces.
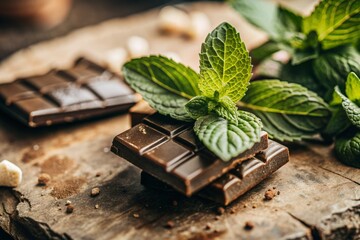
xmin=111 ymin=102 xmax=289 ymax=206
xmin=0 ymin=58 xmax=138 ymax=127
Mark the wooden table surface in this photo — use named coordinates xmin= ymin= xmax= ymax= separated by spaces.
xmin=0 ymin=2 xmax=359 ymax=240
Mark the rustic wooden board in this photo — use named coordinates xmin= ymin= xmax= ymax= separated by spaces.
xmin=0 ymin=2 xmax=359 ymax=240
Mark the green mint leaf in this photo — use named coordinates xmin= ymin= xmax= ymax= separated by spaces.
xmin=228 ymin=0 xmax=279 ymax=39
xmin=214 ymin=96 xmax=239 ymax=124
xmin=250 ymin=41 xmax=282 ymax=64
xmin=292 ymin=48 xmax=318 ymax=65
xmin=303 ymin=0 xmax=360 ymax=50
xmin=240 ymin=80 xmax=330 ymax=141
xmin=199 ymin=22 xmax=252 ymax=103
xmin=185 ymin=96 xmax=210 ymax=119
xmin=194 ymin=111 xmax=262 ymax=161
xmin=277 ymin=7 xmax=303 ymax=33
xmin=123 ymin=60 xmax=194 ymax=122
xmin=123 ymin=56 xmax=200 ymax=99
xmin=345 ymin=72 xmax=360 ymax=105
xmin=322 ymin=107 xmax=352 ymax=138
xmin=313 ymin=46 xmax=360 ymax=96
xmin=335 ymin=86 xmax=360 ymax=128
xmin=335 ymin=129 xmax=360 ymax=168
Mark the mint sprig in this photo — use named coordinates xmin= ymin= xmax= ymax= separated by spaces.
xmin=123 ymin=23 xmax=262 ymax=162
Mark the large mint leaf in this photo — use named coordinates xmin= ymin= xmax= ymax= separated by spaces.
xmin=194 ymin=111 xmax=262 ymax=161
xmin=346 ymin=72 xmax=360 ymax=105
xmin=123 ymin=56 xmax=200 ymax=99
xmin=240 ymin=80 xmax=330 ymax=141
xmin=313 ymin=46 xmax=360 ymax=96
xmin=228 ymin=0 xmax=279 ymax=38
xmin=335 ymin=87 xmax=360 ymax=128
xmin=123 ymin=64 xmax=192 ymax=122
xmin=335 ymin=129 xmax=360 ymax=168
xmin=303 ymin=0 xmax=360 ymax=50
xmin=199 ymin=22 xmax=252 ymax=103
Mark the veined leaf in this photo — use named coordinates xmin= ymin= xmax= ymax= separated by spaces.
xmin=199 ymin=22 xmax=252 ymax=103
xmin=313 ymin=45 xmax=360 ymax=96
xmin=123 ymin=56 xmax=200 ymax=99
xmin=194 ymin=111 xmax=262 ymax=161
xmin=303 ymin=0 xmax=360 ymax=50
xmin=185 ymin=96 xmax=209 ymax=119
xmin=346 ymin=72 xmax=360 ymax=105
xmin=335 ymin=86 xmax=360 ymax=128
xmin=335 ymin=129 xmax=360 ymax=168
xmin=240 ymin=80 xmax=330 ymax=141
xmin=123 ymin=63 xmax=193 ymax=122
xmin=214 ymin=96 xmax=239 ymax=124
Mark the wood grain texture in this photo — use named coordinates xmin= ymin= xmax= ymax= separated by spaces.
xmin=0 ymin=2 xmax=359 ymax=240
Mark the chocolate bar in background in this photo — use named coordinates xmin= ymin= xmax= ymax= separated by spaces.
xmin=0 ymin=58 xmax=139 ymax=127
xmin=111 ymin=112 xmax=269 ymax=196
xmin=141 ymin=140 xmax=289 ymax=205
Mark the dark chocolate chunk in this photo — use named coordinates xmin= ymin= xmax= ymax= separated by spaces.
xmin=111 ymin=113 xmax=269 ymax=196
xmin=141 ymin=140 xmax=289 ymax=205
xmin=0 ymin=58 xmax=138 ymax=127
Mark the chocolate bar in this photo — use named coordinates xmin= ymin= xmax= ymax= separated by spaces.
xmin=0 ymin=58 xmax=138 ymax=127
xmin=111 ymin=113 xmax=268 ymax=196
xmin=141 ymin=140 xmax=289 ymax=205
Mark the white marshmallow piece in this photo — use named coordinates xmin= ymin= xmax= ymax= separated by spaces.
xmin=0 ymin=160 xmax=22 ymax=188
xmin=104 ymin=48 xmax=128 ymax=73
xmin=158 ymin=6 xmax=192 ymax=35
xmin=189 ymin=11 xmax=211 ymax=39
xmin=126 ymin=36 xmax=150 ymax=58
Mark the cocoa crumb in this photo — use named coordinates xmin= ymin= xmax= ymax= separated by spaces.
xmin=215 ymin=216 xmax=220 ymax=221
xmin=164 ymin=220 xmax=175 ymax=229
xmin=277 ymin=190 xmax=280 ymax=195
xmin=65 ymin=200 xmax=71 ymax=206
xmin=90 ymin=187 xmax=100 ymax=197
xmin=216 ymin=207 xmax=225 ymax=215
xmin=243 ymin=204 xmax=247 ymax=208
xmin=205 ymin=223 xmax=212 ymax=230
xmin=252 ymin=205 xmax=257 ymax=209
xmin=264 ymin=189 xmax=276 ymax=200
xmin=95 ymin=204 xmax=99 ymax=209
xmin=273 ymin=186 xmax=276 ymax=189
xmin=51 ymin=177 xmax=86 ymax=199
xmin=37 ymin=173 xmax=51 ymax=186
xmin=230 ymin=209 xmax=235 ymax=214
xmin=244 ymin=221 xmax=254 ymax=230
xmin=95 ymin=172 xmax=101 ymax=177
xmin=66 ymin=204 xmax=74 ymax=214
xmin=133 ymin=213 xmax=140 ymax=218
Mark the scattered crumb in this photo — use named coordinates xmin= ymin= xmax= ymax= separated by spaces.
xmin=95 ymin=204 xmax=99 ymax=209
xmin=252 ymin=205 xmax=257 ymax=209
xmin=216 ymin=207 xmax=225 ymax=215
xmin=37 ymin=173 xmax=51 ymax=186
xmin=244 ymin=221 xmax=254 ymax=230
xmin=21 ymin=146 xmax=45 ymax=163
xmin=264 ymin=189 xmax=276 ymax=201
xmin=205 ymin=223 xmax=212 ymax=230
xmin=103 ymin=147 xmax=110 ymax=153
xmin=95 ymin=172 xmax=101 ymax=177
xmin=273 ymin=186 xmax=276 ymax=189
xmin=66 ymin=204 xmax=74 ymax=214
xmin=243 ymin=204 xmax=247 ymax=208
xmin=133 ymin=213 xmax=140 ymax=218
xmin=90 ymin=187 xmax=100 ymax=197
xmin=172 ymin=200 xmax=178 ymax=207
xmin=65 ymin=200 xmax=71 ymax=206
xmin=164 ymin=220 xmax=175 ymax=229
xmin=230 ymin=209 xmax=235 ymax=214
xmin=58 ymin=207 xmax=62 ymax=211
xmin=277 ymin=191 xmax=280 ymax=195
xmin=50 ymin=177 xmax=86 ymax=199
xmin=215 ymin=216 xmax=220 ymax=221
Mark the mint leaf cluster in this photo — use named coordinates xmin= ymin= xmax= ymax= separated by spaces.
xmin=123 ymin=23 xmax=262 ymax=162
xmin=229 ymin=0 xmax=359 ymax=168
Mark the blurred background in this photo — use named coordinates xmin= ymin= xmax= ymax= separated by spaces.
xmin=0 ymin=0 xmax=205 ymax=61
